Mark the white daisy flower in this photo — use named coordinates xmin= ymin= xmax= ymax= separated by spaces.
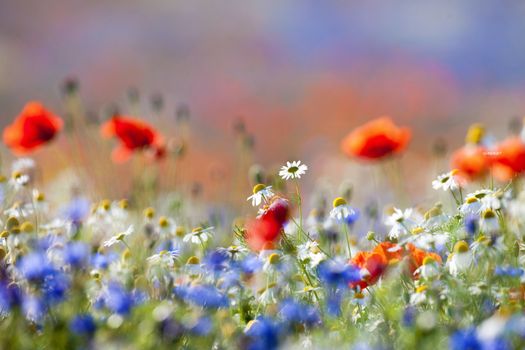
xmin=385 ymin=208 xmax=417 ymax=239
xmin=278 ymin=160 xmax=308 ymax=180
xmin=11 ymin=158 xmax=35 ymax=174
xmin=329 ymin=197 xmax=357 ymax=222
xmin=479 ymin=209 xmax=499 ymax=234
xmin=297 ymin=241 xmax=325 ymax=268
xmin=147 ymin=249 xmax=179 ymax=267
xmin=247 ymin=184 xmax=274 ymax=207
xmin=102 ymin=225 xmax=134 ymax=248
xmin=447 ymin=241 xmax=473 ymax=276
xmin=414 ymin=256 xmax=440 ymax=279
xmin=432 ymin=170 xmax=459 ymax=191
xmin=409 ymin=285 xmax=429 ymax=305
xmin=183 ymin=226 xmax=214 ymax=245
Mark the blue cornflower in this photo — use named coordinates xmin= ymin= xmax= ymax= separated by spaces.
xmin=70 ymin=314 xmax=96 ymax=336
xmin=62 ymin=197 xmax=90 ymax=224
xmin=204 ymin=249 xmax=230 ymax=272
xmin=317 ymin=259 xmax=361 ymax=288
xmin=18 ymin=252 xmax=54 ymax=283
xmin=278 ymin=299 xmax=321 ymax=327
xmin=91 ymin=252 xmax=113 ymax=270
xmin=450 ymin=328 xmax=481 ymax=350
xmin=64 ymin=241 xmax=90 ymax=268
xmin=240 ymin=255 xmax=263 ymax=274
xmin=244 ymin=316 xmax=280 ymax=350
xmin=105 ymin=283 xmax=134 ymax=315
xmin=494 ymin=266 xmax=524 ymax=278
xmin=22 ymin=295 xmax=45 ymax=323
xmin=464 ymin=215 xmax=478 ymax=237
xmin=190 ymin=316 xmax=213 ymax=336
xmin=0 ymin=282 xmax=22 ymax=314
xmin=402 ymin=306 xmax=416 ymax=327
xmin=42 ymin=272 xmax=70 ymax=304
xmin=173 ymin=284 xmax=229 ymax=309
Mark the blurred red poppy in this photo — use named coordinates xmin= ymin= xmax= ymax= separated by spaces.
xmin=492 ymin=136 xmax=525 ymax=181
xmin=450 ymin=145 xmax=491 ymax=181
xmin=406 ymin=243 xmax=442 ymax=277
xmin=3 ymin=102 xmax=63 ymax=154
xmin=101 ymin=116 xmax=164 ymax=163
xmin=341 ymin=117 xmax=411 ymax=160
xmin=246 ymin=197 xmax=289 ymax=251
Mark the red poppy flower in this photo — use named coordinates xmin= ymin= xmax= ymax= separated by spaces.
xmin=246 ymin=197 xmax=289 ymax=251
xmin=450 ymin=145 xmax=491 ymax=181
xmin=406 ymin=243 xmax=442 ymax=277
xmin=3 ymin=102 xmax=63 ymax=154
xmin=350 ymin=251 xmax=388 ymax=289
xmin=492 ymin=137 xmax=525 ymax=181
xmin=101 ymin=116 xmax=164 ymax=163
xmin=341 ymin=117 xmax=411 ymax=160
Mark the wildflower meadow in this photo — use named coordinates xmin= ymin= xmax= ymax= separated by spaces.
xmin=0 ymin=90 xmax=524 ymax=350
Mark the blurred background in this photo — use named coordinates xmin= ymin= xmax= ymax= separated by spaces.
xmin=1 ymin=0 xmax=525 ymax=208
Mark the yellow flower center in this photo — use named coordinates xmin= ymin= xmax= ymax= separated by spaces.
xmin=466 ymin=196 xmax=478 ymax=204
xmin=422 ymin=256 xmax=435 ymax=265
xmin=159 ymin=216 xmax=169 ymax=228
xmin=119 ymin=199 xmax=129 ymax=209
xmin=268 ymin=253 xmax=280 ymax=265
xmin=186 ymin=256 xmax=200 ymax=265
xmin=465 ymin=123 xmax=485 ymax=145
xmin=416 ymin=285 xmax=428 ymax=293
xmin=100 ymin=199 xmax=111 ymax=211
xmin=144 ymin=207 xmax=155 ymax=219
xmin=288 ymin=166 xmax=299 ymax=173
xmin=332 ymin=197 xmax=347 ymax=208
xmin=20 ymin=221 xmax=34 ymax=233
xmin=411 ymin=226 xmax=424 ymax=235
xmin=482 ymin=209 xmax=496 ymax=219
xmin=252 ymin=184 xmax=266 ymax=194
xmin=454 ymin=240 xmax=469 ymax=253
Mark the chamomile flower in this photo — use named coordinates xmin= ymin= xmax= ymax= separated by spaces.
xmin=102 ymin=225 xmax=134 ymax=248
xmin=247 ymin=184 xmax=274 ymax=206
xmin=479 ymin=209 xmax=499 ymax=234
xmin=447 ymin=241 xmax=473 ymax=276
xmin=432 ymin=170 xmax=460 ymax=191
xmin=410 ymin=285 xmax=429 ymax=305
xmin=183 ymin=226 xmax=214 ymax=245
xmin=278 ymin=160 xmax=308 ymax=180
xmin=385 ymin=207 xmax=417 ymax=239
xmin=297 ymin=241 xmax=325 ymax=268
xmin=329 ymin=197 xmax=358 ymax=223
xmin=414 ymin=256 xmax=440 ymax=279
xmin=147 ymin=249 xmax=180 ymax=267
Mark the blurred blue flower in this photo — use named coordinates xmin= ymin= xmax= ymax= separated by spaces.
xmin=190 ymin=316 xmax=213 ymax=336
xmin=62 ymin=197 xmax=90 ymax=224
xmin=240 ymin=255 xmax=263 ymax=274
xmin=346 ymin=207 xmax=360 ymax=226
xmin=18 ymin=252 xmax=54 ymax=282
xmin=64 ymin=241 xmax=90 ymax=268
xmin=22 ymin=295 xmax=45 ymax=323
xmin=317 ymin=259 xmax=361 ymax=287
xmin=450 ymin=328 xmax=481 ymax=350
xmin=105 ymin=283 xmax=134 ymax=315
xmin=494 ymin=266 xmax=524 ymax=278
xmin=42 ymin=272 xmax=69 ymax=304
xmin=70 ymin=313 xmax=96 ymax=336
xmin=278 ymin=299 xmax=321 ymax=327
xmin=204 ymin=249 xmax=230 ymax=272
xmin=245 ymin=316 xmax=280 ymax=350
xmin=174 ymin=284 xmax=229 ymax=309
xmin=465 ymin=215 xmax=478 ymax=237
xmin=0 ymin=282 xmax=22 ymax=314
